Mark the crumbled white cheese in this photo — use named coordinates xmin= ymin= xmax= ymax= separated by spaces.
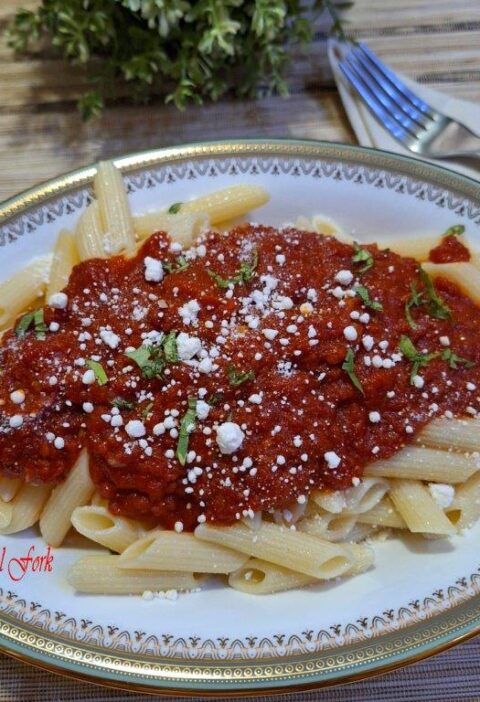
xmin=216 ymin=422 xmax=245 ymax=454
xmin=144 ymin=256 xmax=164 ymax=283
xmin=9 ymin=414 xmax=23 ymax=429
xmin=100 ymin=329 xmax=120 ymax=349
xmin=48 ymin=292 xmax=68 ymax=309
xmin=179 ymin=299 xmax=200 ymax=325
xmin=324 ymin=451 xmax=341 ymax=470
xmin=82 ymin=369 xmax=95 ymax=385
xmin=343 ymin=325 xmax=358 ymax=341
xmin=176 ymin=332 xmax=202 ymax=360
xmin=428 ymin=483 xmax=455 ymax=509
xmin=10 ymin=390 xmax=25 ymax=404
xmin=335 ymin=269 xmax=353 ymax=286
xmin=125 ymin=420 xmax=146 ymax=438
xmin=196 ymin=400 xmax=211 ymax=420
xmin=412 ymin=375 xmax=424 ymax=389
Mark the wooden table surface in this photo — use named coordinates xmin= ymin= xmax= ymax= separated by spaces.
xmin=1 ymin=1 xmax=480 ymax=700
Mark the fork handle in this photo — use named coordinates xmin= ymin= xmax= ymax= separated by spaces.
xmin=428 ymin=122 xmax=480 ymax=159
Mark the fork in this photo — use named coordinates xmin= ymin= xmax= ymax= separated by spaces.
xmin=338 ymin=42 xmax=480 ymax=159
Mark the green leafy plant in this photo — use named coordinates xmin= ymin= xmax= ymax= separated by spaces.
xmin=6 ymin=1 xmax=350 ymax=119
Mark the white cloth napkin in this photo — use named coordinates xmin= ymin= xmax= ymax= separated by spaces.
xmin=327 ymin=39 xmax=480 ymax=181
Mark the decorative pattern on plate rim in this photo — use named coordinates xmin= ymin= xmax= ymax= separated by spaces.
xmin=1 ymin=566 xmax=479 ymax=661
xmin=1 ymin=155 xmax=480 ymax=248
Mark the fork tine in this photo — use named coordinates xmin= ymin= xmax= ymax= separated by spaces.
xmin=338 ymin=61 xmax=412 ymax=144
xmin=345 ymin=55 xmax=423 ymax=137
xmin=350 ymin=47 xmax=432 ymax=128
xmin=358 ymin=43 xmax=437 ymax=119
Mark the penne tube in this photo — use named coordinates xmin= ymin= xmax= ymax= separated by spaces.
xmin=379 ymin=236 xmax=441 ymax=262
xmin=0 ymin=500 xmax=13 ymax=529
xmin=446 ymin=471 xmax=480 ymax=530
xmin=118 ymin=531 xmax=248 ymax=573
xmin=71 ymin=504 xmax=144 ymax=553
xmin=39 ymin=450 xmax=95 ymax=547
xmin=0 ymin=476 xmax=21 ymax=502
xmin=135 ymin=211 xmax=208 ymax=246
xmin=0 ymin=484 xmax=51 ymax=534
xmin=68 ymin=555 xmax=200 ymax=595
xmin=195 ymin=522 xmax=355 ymax=580
xmin=134 ymin=185 xmax=269 ymax=239
xmin=422 ymin=262 xmax=480 ymax=305
xmin=356 ymin=496 xmax=407 ymax=529
xmin=417 ymin=418 xmax=480 ymax=453
xmin=94 ymin=161 xmax=136 ymax=254
xmin=75 ymin=200 xmax=106 ymax=260
xmin=313 ymin=478 xmax=389 ymax=515
xmin=45 ymin=229 xmax=79 ymax=299
xmin=365 ymin=447 xmax=479 ymax=484
xmin=388 ymin=479 xmax=456 ymax=536
xmin=229 ymin=558 xmax=315 ymax=595
xmin=0 ymin=255 xmax=52 ymax=331
xmin=297 ymin=513 xmax=358 ymax=543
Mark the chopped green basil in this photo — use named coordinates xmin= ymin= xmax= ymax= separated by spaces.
xmin=353 ymin=285 xmax=383 ymax=312
xmin=404 ymin=283 xmax=424 ymax=330
xmin=111 ymin=397 xmax=134 ymax=411
xmin=441 ymin=348 xmax=475 ymax=370
xmin=352 ymin=242 xmax=374 ymax=273
xmin=168 ymin=202 xmax=182 ymax=214
xmin=164 ymin=256 xmax=189 ymax=274
xmin=227 ymin=364 xmax=255 ymax=386
xmin=15 ymin=309 xmax=47 ymax=339
xmin=443 ymin=224 xmax=465 ymax=238
xmin=341 ymin=348 xmax=364 ymax=394
xmin=141 ymin=401 xmax=154 ymax=419
xmin=399 ymin=335 xmax=438 ymax=384
xmin=419 ymin=267 xmax=451 ymax=321
xmin=162 ymin=330 xmax=178 ymax=363
xmin=86 ymin=359 xmax=108 ymax=385
xmin=125 ymin=345 xmax=165 ymax=379
xmin=207 ymin=392 xmax=222 ymax=406
xmin=208 ymin=248 xmax=258 ymax=289
xmin=177 ymin=397 xmax=197 ymax=466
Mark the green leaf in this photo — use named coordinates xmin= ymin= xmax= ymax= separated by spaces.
xmin=162 ymin=331 xmax=178 ymax=363
xmin=15 ymin=309 xmax=47 ymax=339
xmin=164 ymin=256 xmax=189 ymax=274
xmin=443 ymin=224 xmax=465 ymax=238
xmin=177 ymin=397 xmax=197 ymax=466
xmin=33 ymin=309 xmax=48 ymax=340
xmin=227 ymin=364 xmax=255 ymax=386
xmin=125 ymin=345 xmax=151 ymax=368
xmin=168 ymin=202 xmax=182 ymax=214
xmin=441 ymin=348 xmax=475 ymax=370
xmin=15 ymin=312 xmax=35 ymax=338
xmin=353 ymin=285 xmax=383 ymax=311
xmin=419 ymin=267 xmax=451 ymax=321
xmin=111 ymin=397 xmax=134 ymax=411
xmin=125 ymin=345 xmax=165 ymax=379
xmin=86 ymin=359 xmax=108 ymax=385
xmin=341 ymin=348 xmax=364 ymax=394
xmin=399 ymin=335 xmax=438 ymax=383
xmin=208 ymin=248 xmax=258 ymax=288
xmin=141 ymin=401 xmax=154 ymax=419
xmin=404 ymin=283 xmax=425 ymax=330
xmin=352 ymin=242 xmax=374 ymax=273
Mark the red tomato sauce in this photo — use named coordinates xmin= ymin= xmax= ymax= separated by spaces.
xmin=429 ymin=235 xmax=471 ymax=263
xmin=1 ymin=226 xmax=479 ymax=530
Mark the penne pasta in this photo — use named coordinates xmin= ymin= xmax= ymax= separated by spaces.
xmin=313 ymin=478 xmax=389 ymax=515
xmin=0 ymin=500 xmax=13 ymax=530
xmin=0 ymin=255 xmax=52 ymax=331
xmin=134 ymin=185 xmax=269 ymax=239
xmin=422 ymin=262 xmax=480 ymax=305
xmin=75 ymin=200 xmax=106 ymax=260
xmin=446 ymin=471 xmax=480 ymax=530
xmin=0 ymin=476 xmax=21 ymax=502
xmin=118 ymin=531 xmax=248 ymax=573
xmin=365 ymin=447 xmax=479 ymax=484
xmin=297 ymin=512 xmax=358 ymax=542
xmin=68 ymin=555 xmax=200 ymax=595
xmin=71 ymin=504 xmax=145 ymax=553
xmin=46 ymin=229 xmax=79 ymax=299
xmin=229 ymin=558 xmax=315 ymax=595
xmin=195 ymin=522 xmax=355 ymax=580
xmin=94 ymin=161 xmax=136 ymax=254
xmin=388 ymin=479 xmax=456 ymax=536
xmin=134 ymin=211 xmax=208 ymax=247
xmin=357 ymin=496 xmax=407 ymax=529
xmin=0 ymin=484 xmax=51 ymax=535
xmin=417 ymin=418 xmax=480 ymax=453
xmin=379 ymin=236 xmax=441 ymax=262
xmin=39 ymin=450 xmax=95 ymax=547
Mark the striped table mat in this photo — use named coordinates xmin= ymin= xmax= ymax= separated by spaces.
xmin=1 ymin=637 xmax=480 ymax=701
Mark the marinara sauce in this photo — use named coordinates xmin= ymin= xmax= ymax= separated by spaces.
xmin=429 ymin=234 xmax=471 ymax=263
xmin=1 ymin=226 xmax=479 ymax=530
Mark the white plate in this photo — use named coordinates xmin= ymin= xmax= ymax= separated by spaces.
xmin=0 ymin=140 xmax=479 ymax=695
